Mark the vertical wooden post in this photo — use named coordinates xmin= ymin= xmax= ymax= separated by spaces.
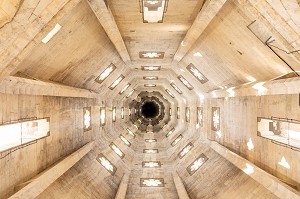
xmin=115 ymin=172 xmax=130 ymax=199
xmin=172 ymin=171 xmax=190 ymax=199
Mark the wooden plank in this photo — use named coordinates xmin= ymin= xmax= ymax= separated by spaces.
xmin=173 ymin=0 xmax=228 ymax=62
xmin=8 ymin=141 xmax=94 ymax=199
xmin=0 ymin=76 xmax=100 ymax=98
xmin=86 ymin=0 xmax=131 ymax=64
xmin=211 ymin=141 xmax=300 ymax=199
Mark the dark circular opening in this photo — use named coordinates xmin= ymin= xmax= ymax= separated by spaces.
xmin=141 ymin=101 xmax=159 ymax=118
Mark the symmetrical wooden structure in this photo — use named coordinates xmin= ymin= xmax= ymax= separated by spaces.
xmin=0 ymin=0 xmax=300 ymax=198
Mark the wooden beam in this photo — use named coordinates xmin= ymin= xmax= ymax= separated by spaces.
xmin=0 ymin=0 xmax=82 ymax=81
xmin=8 ymin=141 xmax=95 ymax=199
xmin=86 ymin=0 xmax=131 ymax=64
xmin=235 ymin=0 xmax=300 ymax=63
xmin=210 ymin=77 xmax=300 ymax=98
xmin=115 ymin=173 xmax=130 ymax=199
xmin=211 ymin=141 xmax=300 ymax=199
xmin=0 ymin=76 xmax=100 ymax=98
xmin=173 ymin=0 xmax=228 ymax=63
xmin=173 ymin=171 xmax=190 ymax=199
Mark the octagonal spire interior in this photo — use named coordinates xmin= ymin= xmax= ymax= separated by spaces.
xmin=0 ymin=0 xmax=300 ymax=199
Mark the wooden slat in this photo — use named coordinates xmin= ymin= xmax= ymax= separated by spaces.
xmin=86 ymin=0 xmax=131 ymax=64
xmin=0 ymin=76 xmax=100 ymax=98
xmin=211 ymin=141 xmax=300 ymax=199
xmin=9 ymin=141 xmax=94 ymax=199
xmin=173 ymin=0 xmax=228 ymax=62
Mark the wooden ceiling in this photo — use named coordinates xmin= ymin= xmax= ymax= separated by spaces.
xmin=108 ymin=0 xmax=205 ymax=62
xmin=0 ymin=0 xmax=298 ymax=99
xmin=1 ymin=0 xmax=300 ymax=198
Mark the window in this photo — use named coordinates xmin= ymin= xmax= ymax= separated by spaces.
xmin=144 ymin=84 xmax=156 ymax=87
xmin=143 ymin=76 xmax=158 ymax=80
xmin=197 ymin=107 xmax=203 ymax=127
xmin=96 ymin=153 xmax=117 ymax=175
xmin=165 ymin=89 xmax=175 ymax=98
xmin=140 ymin=0 xmax=168 ymax=23
xmin=143 ymin=149 xmax=158 ymax=153
xmin=126 ymin=128 xmax=136 ymax=138
xmin=257 ymin=117 xmax=300 ymax=149
xmin=110 ymin=143 xmax=124 ymax=158
xmin=0 ymin=118 xmax=50 ymax=152
xmin=139 ymin=51 xmax=164 ymax=59
xmin=42 ymin=24 xmax=62 ymax=43
xmin=141 ymin=66 xmax=161 ymax=71
xmin=100 ymin=107 xmax=106 ymax=126
xmin=186 ymin=107 xmax=190 ymax=122
xmin=121 ymin=107 xmax=124 ymax=119
xmin=83 ymin=107 xmax=91 ymax=131
xmin=140 ymin=178 xmax=164 ymax=187
xmin=170 ymin=82 xmax=183 ymax=94
xmin=142 ymin=161 xmax=161 ymax=168
xmin=145 ymin=139 xmax=157 ymax=143
xmin=126 ymin=90 xmax=135 ymax=98
xmin=109 ymin=75 xmax=124 ymax=90
xmin=212 ymin=107 xmax=220 ymax=131
xmin=187 ymin=63 xmax=208 ymax=84
xmin=120 ymin=135 xmax=131 ymax=146
xmin=178 ymin=75 xmax=194 ymax=90
xmin=178 ymin=142 xmax=194 ymax=159
xmin=171 ymin=135 xmax=183 ymax=146
xmin=112 ymin=107 xmax=116 ymax=122
xmin=95 ymin=64 xmax=116 ymax=84
xmin=119 ymin=83 xmax=131 ymax=95
xmin=186 ymin=153 xmax=208 ymax=175
xmin=165 ymin=128 xmax=175 ymax=137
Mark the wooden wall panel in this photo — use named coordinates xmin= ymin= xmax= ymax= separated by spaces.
xmin=0 ymin=93 xmax=99 ymax=199
xmin=14 ymin=0 xmax=124 ymax=94
xmin=176 ymin=141 xmax=279 ymax=199
xmin=204 ymin=94 xmax=300 ymax=190
xmin=36 ymin=149 xmax=123 ymax=199
xmin=125 ymin=166 xmax=179 ymax=199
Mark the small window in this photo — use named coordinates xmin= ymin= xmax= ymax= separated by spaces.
xmin=83 ymin=107 xmax=91 ymax=131
xmin=95 ymin=64 xmax=116 ymax=84
xmin=170 ymin=82 xmax=183 ymax=94
xmin=96 ymin=153 xmax=117 ymax=175
xmin=178 ymin=142 xmax=193 ymax=159
xmin=100 ymin=107 xmax=106 ymax=126
xmin=257 ymin=117 xmax=300 ymax=149
xmin=112 ymin=107 xmax=116 ymax=122
xmin=186 ymin=63 xmax=208 ymax=84
xmin=0 ymin=118 xmax=50 ymax=152
xmin=186 ymin=107 xmax=190 ymax=122
xmin=186 ymin=153 xmax=208 ymax=176
xmin=197 ymin=107 xmax=203 ymax=127
xmin=109 ymin=75 xmax=124 ymax=90
xmin=178 ymin=75 xmax=194 ymax=90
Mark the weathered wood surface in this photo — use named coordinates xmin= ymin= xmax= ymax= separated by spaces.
xmin=0 ymin=94 xmax=99 ymax=199
xmin=9 ymin=141 xmax=95 ymax=199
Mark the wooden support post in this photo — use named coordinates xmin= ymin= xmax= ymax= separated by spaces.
xmin=173 ymin=0 xmax=228 ymax=62
xmin=172 ymin=171 xmax=190 ymax=199
xmin=0 ymin=76 xmax=100 ymax=98
xmin=211 ymin=141 xmax=300 ymax=199
xmin=8 ymin=141 xmax=94 ymax=199
xmin=115 ymin=172 xmax=130 ymax=199
xmin=86 ymin=0 xmax=130 ymax=64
